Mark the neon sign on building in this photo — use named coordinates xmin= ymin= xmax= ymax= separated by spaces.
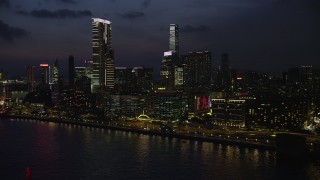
xmin=196 ymin=96 xmax=211 ymax=111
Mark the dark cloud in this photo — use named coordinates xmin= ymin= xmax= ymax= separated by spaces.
xmin=15 ymin=4 xmax=22 ymax=9
xmin=17 ymin=9 xmax=92 ymax=19
xmin=0 ymin=20 xmax=28 ymax=42
xmin=0 ymin=0 xmax=10 ymax=7
xmin=16 ymin=10 xmax=28 ymax=15
xmin=276 ymin=0 xmax=320 ymax=14
xmin=186 ymin=0 xmax=212 ymax=8
xmin=59 ymin=0 xmax=76 ymax=4
xmin=180 ymin=25 xmax=211 ymax=33
xmin=142 ymin=0 xmax=151 ymax=8
xmin=117 ymin=11 xmax=145 ymax=20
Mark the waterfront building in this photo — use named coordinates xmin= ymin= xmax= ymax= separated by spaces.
xmin=61 ymin=88 xmax=93 ymax=114
xmin=245 ymin=93 xmax=307 ymax=130
xmin=185 ymin=93 xmax=212 ymax=119
xmin=211 ymin=98 xmax=246 ymax=128
xmin=106 ymin=93 xmax=147 ymax=118
xmin=150 ymin=90 xmax=188 ymax=121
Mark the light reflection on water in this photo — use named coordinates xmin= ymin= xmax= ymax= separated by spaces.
xmin=0 ymin=118 xmax=319 ymax=179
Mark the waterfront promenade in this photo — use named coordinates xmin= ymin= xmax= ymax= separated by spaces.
xmin=3 ymin=114 xmax=320 ymax=159
xmin=0 ymin=114 xmax=277 ymax=150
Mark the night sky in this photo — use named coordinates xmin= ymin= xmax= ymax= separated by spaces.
xmin=1 ymin=0 xmax=320 ymax=77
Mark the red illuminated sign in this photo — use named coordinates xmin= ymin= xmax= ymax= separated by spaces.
xmin=40 ymin=64 xmax=48 ymax=67
xmin=196 ymin=96 xmax=211 ymax=111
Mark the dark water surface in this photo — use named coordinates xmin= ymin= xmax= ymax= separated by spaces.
xmin=0 ymin=118 xmax=319 ymax=179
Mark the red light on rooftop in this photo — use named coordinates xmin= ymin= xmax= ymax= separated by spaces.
xmin=40 ymin=64 xmax=48 ymax=67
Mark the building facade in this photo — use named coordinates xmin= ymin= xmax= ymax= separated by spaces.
xmin=211 ymin=98 xmax=246 ymax=128
xmin=182 ymin=51 xmax=212 ymax=92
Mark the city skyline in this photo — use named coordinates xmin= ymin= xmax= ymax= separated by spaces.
xmin=1 ymin=3 xmax=320 ymax=177
xmin=1 ymin=0 xmax=320 ymax=77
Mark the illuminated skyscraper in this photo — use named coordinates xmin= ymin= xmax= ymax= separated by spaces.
xmin=161 ymin=24 xmax=180 ymax=89
xmin=174 ymin=66 xmax=184 ymax=87
xmin=91 ymin=18 xmax=114 ymax=93
xmin=40 ymin=64 xmax=50 ymax=84
xmin=53 ymin=59 xmax=59 ymax=84
xmin=52 ymin=59 xmax=61 ymax=105
xmin=169 ymin=24 xmax=179 ymax=55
